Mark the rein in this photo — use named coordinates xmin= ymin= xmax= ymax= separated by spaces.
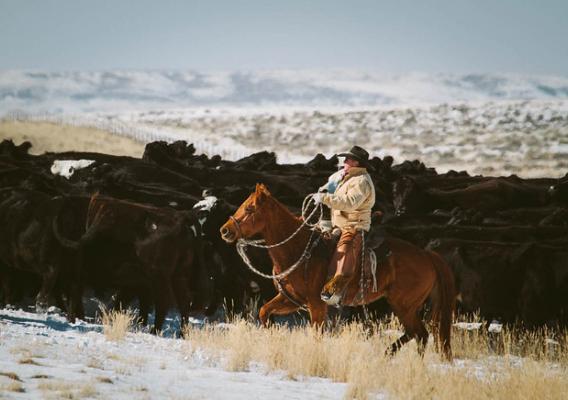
xmin=237 ymin=229 xmax=320 ymax=280
xmin=236 ymin=194 xmax=324 ymax=280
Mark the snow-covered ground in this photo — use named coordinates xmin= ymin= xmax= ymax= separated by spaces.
xmin=2 ymin=70 xmax=568 ymax=177
xmin=0 ymin=308 xmax=352 ymax=399
xmin=5 ymin=99 xmax=568 ymax=177
xmin=1 ymin=308 xmax=565 ymax=399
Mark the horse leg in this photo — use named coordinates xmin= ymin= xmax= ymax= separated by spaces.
xmin=388 ymin=306 xmax=429 ymax=357
xmin=307 ymin=300 xmax=328 ymax=329
xmin=413 ymin=318 xmax=429 ymax=357
xmin=387 ymin=332 xmax=413 ymax=356
xmin=258 ymin=293 xmax=299 ymax=327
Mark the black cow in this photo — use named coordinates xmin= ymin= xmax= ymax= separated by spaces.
xmin=393 ymin=176 xmax=551 ymax=216
xmin=0 ymin=189 xmax=84 ymax=320
xmin=192 ymin=194 xmax=276 ymax=315
xmin=428 ymin=238 xmax=568 ymax=327
xmin=71 ymin=194 xmax=214 ymax=332
xmin=549 ymin=174 xmax=568 ymax=205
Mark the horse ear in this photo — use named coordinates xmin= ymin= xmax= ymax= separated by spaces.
xmin=254 ymin=183 xmax=270 ymax=202
xmin=256 ymin=183 xmax=269 ymax=194
xmin=261 ymin=184 xmax=272 ymax=196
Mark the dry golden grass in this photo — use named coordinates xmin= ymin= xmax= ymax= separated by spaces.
xmin=183 ymin=315 xmax=568 ymax=400
xmin=37 ymin=379 xmax=98 ymax=400
xmin=77 ymin=382 xmax=98 ymax=398
xmin=37 ymin=380 xmax=74 ymax=392
xmin=96 ymin=376 xmax=113 ymax=384
xmin=99 ymin=306 xmax=136 ymax=341
xmin=0 ymin=371 xmax=21 ymax=381
xmin=18 ymin=357 xmax=42 ymax=366
xmin=37 ymin=380 xmax=74 ymax=399
xmin=86 ymin=357 xmax=104 ymax=370
xmin=30 ymin=374 xmax=51 ymax=379
xmin=114 ymin=365 xmax=133 ymax=376
xmin=0 ymin=381 xmax=25 ymax=393
xmin=0 ymin=120 xmax=145 ymax=156
xmin=10 ymin=343 xmax=46 ymax=359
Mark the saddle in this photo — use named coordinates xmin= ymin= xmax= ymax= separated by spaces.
xmin=364 ymin=225 xmax=391 ymax=261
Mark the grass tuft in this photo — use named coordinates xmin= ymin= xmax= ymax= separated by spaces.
xmin=98 ymin=305 xmax=136 ymax=341
xmin=1 ymin=381 xmax=25 ymax=393
xmin=182 ymin=314 xmax=568 ymax=399
xmin=18 ymin=358 xmax=42 ymax=366
xmin=0 ymin=371 xmax=21 ymax=381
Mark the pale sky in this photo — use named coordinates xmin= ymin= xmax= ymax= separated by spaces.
xmin=1 ymin=0 xmax=567 ymax=75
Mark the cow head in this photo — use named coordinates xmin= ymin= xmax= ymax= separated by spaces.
xmin=392 ymin=175 xmax=420 ymax=215
xmin=220 ymin=183 xmax=271 ymax=243
xmin=192 ymin=194 xmax=237 ymax=241
xmin=193 ymin=195 xmax=219 ymax=232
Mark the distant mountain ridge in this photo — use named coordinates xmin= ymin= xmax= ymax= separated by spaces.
xmin=1 ymin=69 xmax=568 ymax=114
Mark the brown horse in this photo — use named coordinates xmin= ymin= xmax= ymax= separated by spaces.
xmin=220 ymin=184 xmax=456 ymax=359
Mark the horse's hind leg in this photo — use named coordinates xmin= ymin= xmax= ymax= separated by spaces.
xmin=259 ymin=293 xmax=299 ymax=327
xmin=387 ymin=332 xmax=412 ymax=356
xmin=414 ymin=318 xmax=429 ymax=357
xmin=388 ymin=307 xmax=429 ymax=357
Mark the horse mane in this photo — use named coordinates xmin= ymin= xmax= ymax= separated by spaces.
xmin=256 ymin=186 xmax=302 ymax=223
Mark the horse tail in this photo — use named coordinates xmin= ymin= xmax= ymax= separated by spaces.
xmin=428 ymin=250 xmax=456 ymax=360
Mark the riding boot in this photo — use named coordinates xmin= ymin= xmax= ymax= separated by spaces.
xmin=321 ymin=229 xmax=362 ymax=305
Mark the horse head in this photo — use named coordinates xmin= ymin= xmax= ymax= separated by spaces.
xmin=220 ymin=183 xmax=271 ymax=243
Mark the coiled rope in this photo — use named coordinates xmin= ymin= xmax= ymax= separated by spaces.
xmin=236 ymin=194 xmax=324 ymax=280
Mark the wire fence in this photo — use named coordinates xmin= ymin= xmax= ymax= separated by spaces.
xmin=2 ymin=110 xmax=250 ymax=161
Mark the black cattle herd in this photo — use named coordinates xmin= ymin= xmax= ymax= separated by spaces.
xmin=1 ymin=138 xmax=567 ymax=332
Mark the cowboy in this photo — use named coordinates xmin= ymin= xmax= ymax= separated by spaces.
xmin=312 ymin=145 xmax=376 ymax=305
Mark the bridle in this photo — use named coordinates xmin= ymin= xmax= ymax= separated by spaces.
xmin=228 ymin=215 xmax=243 ymax=239
xmin=228 ymin=203 xmax=257 ymax=241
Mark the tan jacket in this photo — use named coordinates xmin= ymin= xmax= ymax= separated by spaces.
xmin=321 ymin=167 xmax=375 ymax=232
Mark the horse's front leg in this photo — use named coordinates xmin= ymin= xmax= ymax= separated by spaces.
xmin=258 ymin=293 xmax=300 ymax=327
xmin=307 ymin=299 xmax=328 ymax=329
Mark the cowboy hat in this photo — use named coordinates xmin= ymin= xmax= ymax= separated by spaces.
xmin=337 ymin=145 xmax=375 ymax=171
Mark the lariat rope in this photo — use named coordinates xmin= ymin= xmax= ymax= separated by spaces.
xmin=236 ymin=194 xmax=324 ymax=280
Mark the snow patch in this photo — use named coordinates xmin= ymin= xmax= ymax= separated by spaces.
xmin=50 ymin=159 xmax=95 ymax=178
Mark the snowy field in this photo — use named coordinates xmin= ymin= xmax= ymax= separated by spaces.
xmin=1 ymin=307 xmax=566 ymax=400
xmin=2 ymin=70 xmax=568 ymax=176
xmin=0 ymin=308 xmax=351 ymax=400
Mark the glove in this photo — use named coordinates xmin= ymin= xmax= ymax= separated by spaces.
xmin=312 ymin=193 xmax=325 ymax=205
